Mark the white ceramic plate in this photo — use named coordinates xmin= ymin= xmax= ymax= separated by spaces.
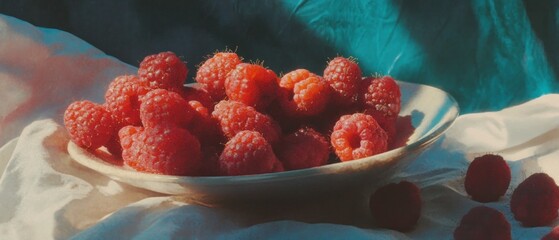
xmin=68 ymin=81 xmax=459 ymax=205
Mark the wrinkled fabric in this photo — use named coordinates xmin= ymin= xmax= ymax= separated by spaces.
xmin=1 ymin=5 xmax=559 ymax=240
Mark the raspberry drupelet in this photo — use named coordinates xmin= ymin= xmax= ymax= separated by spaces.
xmin=64 ymin=100 xmax=115 ymax=150
xmin=195 ymin=52 xmax=242 ymax=102
xmin=330 ymin=113 xmax=388 ymax=161
xmin=225 ymin=63 xmax=279 ymax=111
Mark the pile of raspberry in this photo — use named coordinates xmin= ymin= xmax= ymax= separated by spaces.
xmin=64 ymin=51 xmax=402 ymax=176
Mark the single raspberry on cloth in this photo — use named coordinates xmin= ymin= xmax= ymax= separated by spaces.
xmin=369 ymin=181 xmax=421 ymax=232
xmin=278 ymin=69 xmax=331 ymax=117
xmin=464 ymin=154 xmax=511 ymax=202
xmin=323 ymin=56 xmax=362 ymax=107
xmin=212 ymin=100 xmax=281 ymax=144
xmin=453 ymin=206 xmax=511 ymax=240
xmin=105 ymin=75 xmax=150 ymax=126
xmin=276 ymin=127 xmax=330 ymax=170
xmin=225 ymin=63 xmax=279 ymax=110
xmin=330 ymin=113 xmax=388 ymax=161
xmin=64 ymin=100 xmax=115 ymax=150
xmin=219 ymin=130 xmax=282 ymax=176
xmin=510 ymin=173 xmax=559 ymax=227
xmin=140 ymin=89 xmax=193 ymax=128
xmin=119 ymin=126 xmax=202 ymax=176
xmin=138 ymin=51 xmax=187 ymax=91
xmin=195 ymin=52 xmax=242 ymax=102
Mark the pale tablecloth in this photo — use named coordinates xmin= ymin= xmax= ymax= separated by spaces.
xmin=1 ymin=13 xmax=559 ymax=239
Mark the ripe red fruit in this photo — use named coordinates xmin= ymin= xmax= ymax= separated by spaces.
xmin=464 ymin=154 xmax=511 ymax=202
xmin=64 ymin=100 xmax=115 ymax=150
xmin=453 ymin=206 xmax=511 ymax=240
xmin=186 ymin=100 xmax=224 ymax=146
xmin=140 ymin=89 xmax=193 ymax=128
xmin=219 ymin=130 xmax=282 ymax=176
xmin=225 ymin=63 xmax=279 ymax=110
xmin=180 ymin=85 xmax=214 ymax=111
xmin=276 ymin=128 xmax=330 ymax=170
xmin=330 ymin=113 xmax=388 ymax=161
xmin=195 ymin=52 xmax=242 ymax=102
xmin=119 ymin=126 xmax=202 ymax=176
xmin=212 ymin=100 xmax=281 ymax=144
xmin=361 ymin=76 xmax=401 ymax=118
xmin=105 ymin=75 xmax=150 ymax=126
xmin=510 ymin=173 xmax=559 ymax=227
xmin=370 ymin=181 xmax=421 ymax=232
xmin=323 ymin=57 xmax=362 ymax=107
xmin=138 ymin=51 xmax=187 ymax=91
xmin=278 ymin=69 xmax=331 ymax=117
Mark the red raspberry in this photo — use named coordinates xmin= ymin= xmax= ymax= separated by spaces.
xmin=510 ymin=173 xmax=559 ymax=226
xmin=363 ymin=108 xmax=397 ymax=145
xmin=186 ymin=100 xmax=224 ymax=146
xmin=278 ymin=69 xmax=331 ymax=117
xmin=543 ymin=226 xmax=559 ymax=240
xmin=140 ymin=89 xmax=193 ymax=128
xmin=369 ymin=181 xmax=421 ymax=232
xmin=361 ymin=76 xmax=401 ymax=118
xmin=330 ymin=113 xmax=388 ymax=161
xmin=225 ymin=63 xmax=279 ymax=110
xmin=119 ymin=126 xmax=202 ymax=176
xmin=105 ymin=75 xmax=150 ymax=126
xmin=138 ymin=51 xmax=187 ymax=91
xmin=212 ymin=100 xmax=281 ymax=144
xmin=181 ymin=85 xmax=214 ymax=111
xmin=323 ymin=57 xmax=362 ymax=107
xmin=453 ymin=206 xmax=511 ymax=240
xmin=276 ymin=128 xmax=329 ymax=170
xmin=64 ymin=100 xmax=115 ymax=150
xmin=464 ymin=154 xmax=511 ymax=202
xmin=219 ymin=130 xmax=282 ymax=176
xmin=104 ymin=134 xmax=122 ymax=157
xmin=195 ymin=52 xmax=242 ymax=101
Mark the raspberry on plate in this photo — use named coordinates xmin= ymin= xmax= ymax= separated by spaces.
xmin=104 ymin=134 xmax=123 ymax=157
xmin=363 ymin=108 xmax=397 ymax=145
xmin=276 ymin=127 xmax=330 ymax=170
xmin=219 ymin=130 xmax=282 ymax=176
xmin=119 ymin=126 xmax=202 ymax=176
xmin=105 ymin=75 xmax=150 ymax=126
xmin=369 ymin=181 xmax=421 ymax=232
xmin=361 ymin=76 xmax=401 ymax=118
xmin=510 ymin=173 xmax=559 ymax=227
xmin=212 ymin=100 xmax=281 ymax=144
xmin=330 ymin=113 xmax=388 ymax=161
xmin=140 ymin=89 xmax=193 ymax=128
xmin=323 ymin=57 xmax=362 ymax=107
xmin=278 ymin=69 xmax=331 ymax=117
xmin=464 ymin=154 xmax=511 ymax=202
xmin=180 ymin=85 xmax=214 ymax=111
xmin=453 ymin=206 xmax=511 ymax=240
xmin=64 ymin=100 xmax=115 ymax=150
xmin=225 ymin=63 xmax=279 ymax=110
xmin=138 ymin=51 xmax=188 ymax=91
xmin=186 ymin=100 xmax=224 ymax=146
xmin=195 ymin=52 xmax=242 ymax=102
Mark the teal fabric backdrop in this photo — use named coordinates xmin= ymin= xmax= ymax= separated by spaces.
xmin=1 ymin=0 xmax=558 ymax=113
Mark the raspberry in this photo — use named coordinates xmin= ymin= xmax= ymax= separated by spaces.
xmin=104 ymin=134 xmax=122 ymax=157
xmin=212 ymin=100 xmax=281 ymax=144
xmin=225 ymin=63 xmax=279 ymax=110
xmin=510 ymin=173 xmax=559 ymax=226
xmin=323 ymin=57 xmax=362 ymax=107
xmin=543 ymin=226 xmax=559 ymax=240
xmin=453 ymin=206 xmax=511 ymax=240
xmin=186 ymin=100 xmax=224 ymax=146
xmin=369 ymin=181 xmax=421 ymax=232
xmin=138 ymin=51 xmax=187 ymax=91
xmin=363 ymin=108 xmax=397 ymax=145
xmin=330 ymin=113 xmax=388 ymax=161
xmin=219 ymin=130 xmax=282 ymax=176
xmin=140 ymin=89 xmax=193 ymax=128
xmin=278 ymin=69 xmax=331 ymax=117
xmin=64 ymin=100 xmax=115 ymax=150
xmin=181 ymin=85 xmax=214 ymax=111
xmin=119 ymin=126 xmax=202 ymax=176
xmin=276 ymin=128 xmax=329 ymax=170
xmin=361 ymin=76 xmax=401 ymax=118
xmin=195 ymin=52 xmax=242 ymax=101
xmin=464 ymin=154 xmax=511 ymax=202
xmin=105 ymin=75 xmax=150 ymax=126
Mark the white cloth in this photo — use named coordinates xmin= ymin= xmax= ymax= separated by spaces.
xmin=1 ymin=13 xmax=559 ymax=239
